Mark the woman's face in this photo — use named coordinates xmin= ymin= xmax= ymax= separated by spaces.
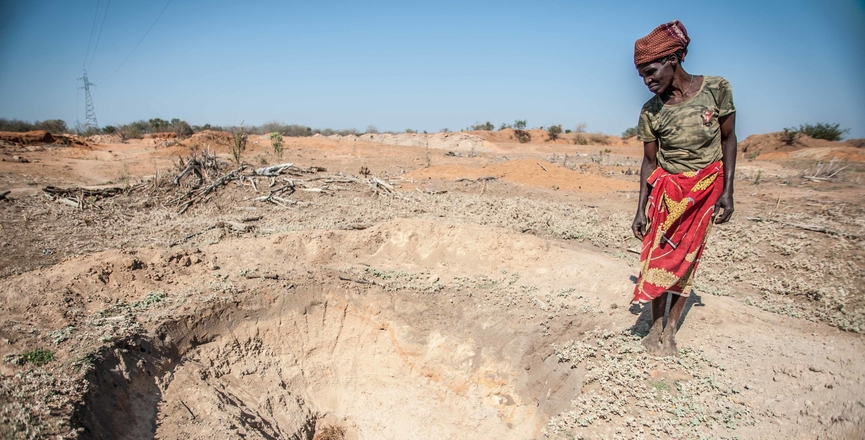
xmin=637 ymin=57 xmax=675 ymax=95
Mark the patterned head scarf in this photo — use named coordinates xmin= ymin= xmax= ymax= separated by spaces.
xmin=634 ymin=20 xmax=690 ymax=66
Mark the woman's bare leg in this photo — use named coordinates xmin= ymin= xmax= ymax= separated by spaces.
xmin=661 ymin=293 xmax=687 ymax=356
xmin=641 ymin=292 xmax=667 ymax=355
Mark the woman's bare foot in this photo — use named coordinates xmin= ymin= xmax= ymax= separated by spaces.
xmin=660 ymin=326 xmax=679 ymax=357
xmin=641 ymin=320 xmax=664 ymax=355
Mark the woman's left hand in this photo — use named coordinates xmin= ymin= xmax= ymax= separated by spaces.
xmin=714 ymin=191 xmax=734 ymax=224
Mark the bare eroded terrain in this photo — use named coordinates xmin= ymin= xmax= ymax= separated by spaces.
xmin=0 ymin=130 xmax=863 ymax=439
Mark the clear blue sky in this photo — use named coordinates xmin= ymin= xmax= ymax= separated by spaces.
xmin=1 ymin=0 xmax=863 ymax=138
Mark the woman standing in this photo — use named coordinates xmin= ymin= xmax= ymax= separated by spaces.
xmin=631 ymin=20 xmax=737 ymax=356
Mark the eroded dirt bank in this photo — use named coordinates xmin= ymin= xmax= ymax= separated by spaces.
xmin=1 ymin=219 xmax=863 ymax=439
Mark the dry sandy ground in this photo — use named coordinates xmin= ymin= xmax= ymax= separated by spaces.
xmin=0 ymin=131 xmax=863 ymax=439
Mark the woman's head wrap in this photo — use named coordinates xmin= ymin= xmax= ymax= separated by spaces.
xmin=634 ymin=20 xmax=690 ymax=66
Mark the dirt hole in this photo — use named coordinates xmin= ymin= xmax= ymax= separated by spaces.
xmin=74 ymin=285 xmax=557 ymax=439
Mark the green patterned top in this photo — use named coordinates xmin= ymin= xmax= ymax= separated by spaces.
xmin=636 ymin=76 xmax=735 ymax=174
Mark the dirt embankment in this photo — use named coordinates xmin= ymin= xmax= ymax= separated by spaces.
xmin=405 ymin=158 xmax=637 ymax=193
xmin=328 ymin=132 xmax=496 ymax=155
xmin=470 ymin=129 xmax=639 ymax=148
xmin=0 ymin=131 xmax=89 ymax=148
xmin=739 ymin=132 xmax=865 ymax=162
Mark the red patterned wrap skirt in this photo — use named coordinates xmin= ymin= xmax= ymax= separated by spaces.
xmin=632 ymin=161 xmax=724 ymax=304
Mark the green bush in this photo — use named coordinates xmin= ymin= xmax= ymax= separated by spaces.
xmin=622 ymin=127 xmax=637 ymax=139
xmin=22 ymin=348 xmax=54 ymax=366
xmin=548 ymin=124 xmax=563 ymax=141
xmin=270 ymin=132 xmax=284 ymax=159
xmin=795 ymin=123 xmax=849 ymax=141
xmin=231 ymin=124 xmax=247 ymax=165
xmin=781 ymin=128 xmax=798 ymax=145
xmin=471 ymin=121 xmax=494 ymax=131
xmin=512 ymin=120 xmax=530 ymax=143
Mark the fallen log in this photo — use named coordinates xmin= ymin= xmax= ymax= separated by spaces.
xmin=253 ymin=163 xmax=294 ymax=176
xmin=244 ymin=273 xmax=279 ymax=280
xmin=43 ymin=185 xmax=124 ymax=199
xmin=173 ymin=161 xmax=201 ymax=186
xmin=201 ymin=165 xmax=246 ymax=196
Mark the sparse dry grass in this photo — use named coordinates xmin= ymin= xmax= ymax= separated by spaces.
xmin=549 ymin=330 xmax=757 ymax=439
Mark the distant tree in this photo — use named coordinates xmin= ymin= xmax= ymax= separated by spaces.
xmin=499 ymin=122 xmax=512 ymax=131
xmin=405 ymin=128 xmax=416 ymax=134
xmin=781 ymin=128 xmax=798 ymax=145
xmin=0 ymin=118 xmax=69 ymax=134
xmin=622 ymin=127 xmax=637 ymax=139
xmin=548 ymin=124 xmax=563 ymax=141
xmin=149 ymin=118 xmax=167 ymax=132
xmin=796 ymin=123 xmax=849 ymax=141
xmin=270 ymin=132 xmax=284 ymax=159
xmin=102 ymin=125 xmax=117 ymax=134
xmin=513 ymin=120 xmax=530 ymax=143
xmin=230 ymin=123 xmax=247 ymax=165
xmin=366 ymin=125 xmax=379 ymax=134
xmin=471 ymin=121 xmax=495 ymax=131
xmin=36 ymin=119 xmax=69 ymax=134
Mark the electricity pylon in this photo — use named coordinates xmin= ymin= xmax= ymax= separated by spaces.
xmin=77 ymin=70 xmax=99 ymax=131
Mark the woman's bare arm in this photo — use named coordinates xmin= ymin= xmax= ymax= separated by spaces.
xmin=632 ymin=141 xmax=658 ymax=239
xmin=715 ymin=113 xmax=737 ymax=223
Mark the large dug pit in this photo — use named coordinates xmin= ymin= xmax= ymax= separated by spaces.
xmin=70 ymin=220 xmax=634 ymax=439
xmin=78 ymin=287 xmax=569 ymax=439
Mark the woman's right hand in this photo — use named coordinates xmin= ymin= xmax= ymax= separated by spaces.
xmin=632 ymin=211 xmax=647 ymax=240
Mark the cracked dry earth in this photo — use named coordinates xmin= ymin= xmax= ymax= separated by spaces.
xmin=0 ymin=135 xmax=864 ymax=439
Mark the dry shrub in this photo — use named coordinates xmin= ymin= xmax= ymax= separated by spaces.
xmin=587 ymin=133 xmax=609 ymax=145
xmin=312 ymin=425 xmax=345 ymax=440
xmin=800 ymin=158 xmax=849 ymax=180
xmin=573 ymin=133 xmax=588 ymax=145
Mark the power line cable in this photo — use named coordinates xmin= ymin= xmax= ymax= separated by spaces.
xmin=82 ymin=0 xmax=101 ymax=67
xmin=88 ymin=0 xmax=111 ymax=70
xmin=102 ymin=0 xmax=173 ymax=83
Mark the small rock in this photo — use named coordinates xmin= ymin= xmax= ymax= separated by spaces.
xmin=804 ymin=400 xmax=813 ymax=407
xmin=808 ymin=366 xmax=823 ymax=373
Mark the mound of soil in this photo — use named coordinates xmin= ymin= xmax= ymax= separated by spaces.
xmin=189 ymin=130 xmax=234 ymax=147
xmin=143 ymin=132 xmax=178 ymax=140
xmin=0 ymin=130 xmax=90 ymax=148
xmin=404 ymin=158 xmax=637 ymax=193
xmin=739 ymin=132 xmax=842 ymax=156
xmin=331 ymin=132 xmax=495 ymax=154
xmin=0 ymin=130 xmax=55 ymax=145
xmin=845 ymin=138 xmax=865 ymax=148
xmin=86 ymin=134 xmax=123 ymax=144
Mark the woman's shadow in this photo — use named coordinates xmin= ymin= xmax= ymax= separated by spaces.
xmin=626 ymin=275 xmax=704 ymax=337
